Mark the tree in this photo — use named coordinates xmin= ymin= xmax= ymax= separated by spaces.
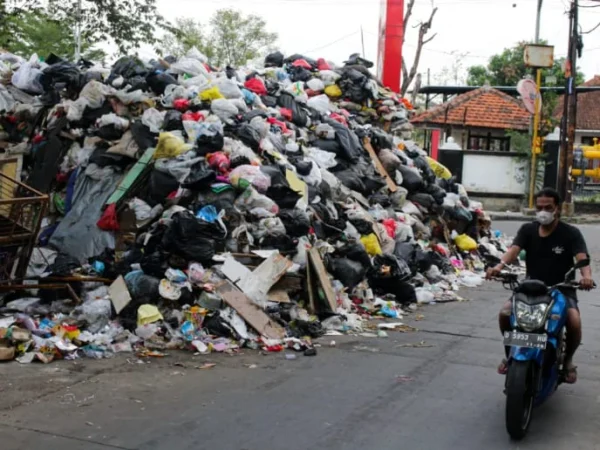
xmin=0 ymin=0 xmax=171 ymax=56
xmin=434 ymin=51 xmax=469 ymax=86
xmin=209 ymin=9 xmax=277 ymax=67
xmin=161 ymin=9 xmax=277 ymax=67
xmin=401 ymin=0 xmax=437 ymax=97
xmin=162 ymin=18 xmax=212 ymax=60
xmin=3 ymin=12 xmax=106 ymax=62
xmin=466 ymin=41 xmax=585 ymax=87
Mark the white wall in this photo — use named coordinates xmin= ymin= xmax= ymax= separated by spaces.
xmin=462 ymin=153 xmax=527 ymax=195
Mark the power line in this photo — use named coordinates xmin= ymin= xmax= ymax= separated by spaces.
xmin=301 ymin=31 xmax=359 ymax=54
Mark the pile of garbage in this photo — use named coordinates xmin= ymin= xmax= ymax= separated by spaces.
xmin=0 ymin=49 xmax=508 ymax=364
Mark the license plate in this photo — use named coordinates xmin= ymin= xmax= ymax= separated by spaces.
xmin=503 ymin=331 xmax=547 ymax=349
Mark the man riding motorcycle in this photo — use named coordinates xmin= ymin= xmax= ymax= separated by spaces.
xmin=486 ymin=188 xmax=594 ymax=384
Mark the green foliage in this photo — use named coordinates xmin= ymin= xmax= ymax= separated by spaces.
xmin=162 ymin=9 xmax=278 ymax=67
xmin=466 ymin=41 xmax=585 ymax=87
xmin=0 ymin=0 xmax=170 ymax=56
xmin=505 ymin=130 xmax=531 ymax=154
xmin=1 ymin=11 xmax=106 ymax=62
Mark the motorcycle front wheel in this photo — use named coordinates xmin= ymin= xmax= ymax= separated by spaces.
xmin=505 ymin=360 xmax=534 ymax=440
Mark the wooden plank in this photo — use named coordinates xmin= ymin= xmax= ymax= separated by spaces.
xmin=272 ymin=275 xmax=303 ymax=292
xmin=308 ymin=248 xmax=337 ymax=312
xmin=363 ymin=137 xmax=398 ymax=193
xmin=216 ymin=280 xmax=285 ymax=340
xmin=306 ymin=261 xmax=317 ymax=314
xmin=238 ymin=253 xmax=292 ymax=305
xmin=266 ymin=289 xmax=290 ymax=303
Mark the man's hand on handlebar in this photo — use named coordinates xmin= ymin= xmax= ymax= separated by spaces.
xmin=486 ymin=264 xmax=504 ymax=280
xmin=580 ymin=276 xmax=595 ymax=291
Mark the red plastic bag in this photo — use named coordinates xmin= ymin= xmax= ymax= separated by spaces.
xmin=279 ymin=108 xmax=293 ymax=122
xmin=266 ymin=117 xmax=288 ymax=133
xmin=244 ymin=78 xmax=267 ymax=96
xmin=317 ymin=58 xmax=331 ymax=70
xmin=173 ymin=98 xmax=190 ymax=111
xmin=207 ymin=152 xmax=230 ymax=174
xmin=330 ymin=113 xmax=348 ymax=126
xmin=292 ymin=59 xmax=312 ymax=70
xmin=97 ymin=203 xmax=120 ymax=231
xmin=382 ymin=219 xmax=397 ymax=239
xmin=182 ymin=111 xmax=205 ymax=122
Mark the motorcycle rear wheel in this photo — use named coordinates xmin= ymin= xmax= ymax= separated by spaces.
xmin=505 ymin=360 xmax=534 ymax=440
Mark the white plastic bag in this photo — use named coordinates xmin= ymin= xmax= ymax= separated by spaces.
xmin=307 ymin=94 xmax=331 ymax=113
xmin=97 ymin=113 xmax=130 ymax=130
xmin=142 ymin=108 xmax=166 ymax=133
xmin=0 ymin=85 xmax=15 ymax=112
xmin=185 ymin=46 xmax=208 ymax=63
xmin=216 ymin=78 xmax=243 ymax=99
xmin=306 ymin=147 xmax=337 ymax=169
xmin=229 ymin=165 xmax=271 ymax=192
xmin=211 ymin=98 xmax=238 ymax=123
xmin=11 ymin=55 xmax=43 ymax=94
xmin=170 ymin=57 xmax=208 ymax=77
xmin=307 ymin=78 xmax=325 ymax=91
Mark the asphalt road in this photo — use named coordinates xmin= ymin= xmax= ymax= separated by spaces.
xmin=2 ymin=221 xmax=600 ymax=450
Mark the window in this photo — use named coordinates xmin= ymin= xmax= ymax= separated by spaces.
xmin=467 ymin=131 xmax=511 ymax=152
xmin=581 ymin=136 xmax=600 ymax=146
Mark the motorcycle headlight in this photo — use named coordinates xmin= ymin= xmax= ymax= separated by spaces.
xmin=515 ymin=301 xmax=549 ymax=331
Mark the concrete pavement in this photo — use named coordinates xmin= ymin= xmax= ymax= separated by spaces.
xmin=2 ymin=221 xmax=600 ymax=449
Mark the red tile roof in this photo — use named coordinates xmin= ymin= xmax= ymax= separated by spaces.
xmin=411 ymin=86 xmax=532 ymax=131
xmin=554 ymin=76 xmax=600 ymax=130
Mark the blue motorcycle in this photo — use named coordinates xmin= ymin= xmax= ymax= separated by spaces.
xmin=495 ymin=259 xmax=592 ymax=440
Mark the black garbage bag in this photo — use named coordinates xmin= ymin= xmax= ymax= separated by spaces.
xmin=429 ymin=251 xmax=453 ymax=273
xmin=124 ymin=271 xmax=160 ymax=303
xmin=336 ymin=169 xmax=365 ymax=193
xmin=236 ymin=123 xmax=261 ymax=151
xmin=369 ymin=193 xmax=392 ymax=207
xmin=334 ymin=243 xmax=372 ymax=269
xmin=279 ymin=209 xmax=310 ymax=237
xmin=196 ymin=188 xmax=237 ymax=213
xmin=131 ymin=121 xmax=157 ymax=149
xmin=328 ymin=257 xmax=366 ymax=289
xmin=127 ymin=75 xmax=148 ymax=92
xmin=162 ymin=110 xmax=183 ymax=131
xmin=284 ymin=54 xmax=317 ymax=67
xmin=243 ymin=109 xmax=269 ymax=122
xmin=260 ymin=234 xmax=297 ymax=253
xmin=147 ymin=169 xmax=179 ymax=206
xmin=324 ymin=117 xmax=362 ymax=162
xmin=203 ymin=312 xmax=235 ymax=338
xmin=162 ymin=212 xmax=219 ymax=263
xmin=49 ymin=253 xmax=80 ymax=276
xmin=312 ymin=139 xmax=342 ymax=155
xmin=146 ymin=71 xmax=178 ymax=95
xmin=415 ymin=248 xmax=434 ymax=273
xmin=398 ymin=165 xmax=424 ymax=192
xmin=426 ymin=184 xmax=446 ymax=205
xmin=109 ymin=56 xmax=147 ymax=83
xmin=370 ymin=128 xmax=394 ymax=151
xmin=40 ymin=62 xmax=82 ymax=92
xmin=265 ymin=51 xmax=285 ymax=67
xmin=267 ymin=185 xmax=302 ymax=210
xmin=196 ymin=128 xmax=224 ymax=155
xmin=289 ymin=66 xmax=312 ymax=82
xmin=413 ymin=156 xmax=436 ymax=184
xmin=363 ymin=176 xmax=386 ymax=195
xmin=140 ymin=251 xmax=168 ymax=278
xmin=394 ymin=241 xmax=418 ymax=272
xmin=394 ymin=281 xmax=417 ymax=305
xmin=182 ymin=163 xmax=217 ymax=191
xmin=368 ymin=254 xmax=412 ymax=297
xmin=344 ymin=53 xmax=374 ymax=69
xmin=408 ymin=193 xmax=435 ymax=210
xmin=260 ymin=165 xmax=287 ymax=186
xmin=278 ymin=92 xmax=308 ymax=127
xmin=225 ymin=66 xmax=237 ymax=79
xmin=350 ymin=218 xmax=373 ymax=235
xmin=88 ymin=146 xmax=134 ymax=168
xmin=261 ymin=95 xmax=278 ymax=108
xmin=96 ymin=124 xmax=124 ymax=141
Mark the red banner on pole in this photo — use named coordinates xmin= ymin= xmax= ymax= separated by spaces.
xmin=377 ymin=0 xmax=404 ymax=93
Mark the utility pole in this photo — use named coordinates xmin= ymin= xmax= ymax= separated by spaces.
xmin=558 ymin=0 xmax=578 ymax=215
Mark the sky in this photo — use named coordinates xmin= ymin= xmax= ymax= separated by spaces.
xmin=143 ymin=0 xmax=600 ymax=85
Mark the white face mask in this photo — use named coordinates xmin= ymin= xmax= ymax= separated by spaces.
xmin=536 ymin=210 xmax=555 ymax=225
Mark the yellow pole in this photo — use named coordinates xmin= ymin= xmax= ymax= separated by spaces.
xmin=528 ymin=69 xmax=543 ymax=208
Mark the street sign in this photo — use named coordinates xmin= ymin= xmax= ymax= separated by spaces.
xmin=524 ymin=44 xmax=554 ymax=68
xmin=517 ymin=78 xmax=541 ymax=114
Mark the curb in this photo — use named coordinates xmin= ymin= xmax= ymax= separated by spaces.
xmin=488 ymin=213 xmax=600 ymax=224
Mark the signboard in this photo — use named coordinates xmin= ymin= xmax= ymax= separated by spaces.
xmin=524 ymin=44 xmax=554 ymax=68
xmin=377 ymin=0 xmax=404 ymax=92
xmin=517 ymin=78 xmax=541 ymax=115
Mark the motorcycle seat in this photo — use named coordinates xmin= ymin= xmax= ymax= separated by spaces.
xmin=515 ymin=279 xmax=548 ymax=296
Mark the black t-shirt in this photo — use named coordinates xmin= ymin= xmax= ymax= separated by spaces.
xmin=513 ymin=221 xmax=588 ymax=293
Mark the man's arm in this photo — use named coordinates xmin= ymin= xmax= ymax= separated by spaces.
xmin=485 ymin=224 xmax=529 ymax=279
xmin=572 ymin=228 xmax=593 ymax=289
